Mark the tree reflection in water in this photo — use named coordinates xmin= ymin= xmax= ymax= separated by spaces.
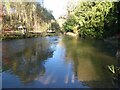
xmin=2 ymin=37 xmax=57 ymax=84
xmin=2 ymin=36 xmax=117 ymax=88
xmin=62 ymin=36 xmax=117 ymax=88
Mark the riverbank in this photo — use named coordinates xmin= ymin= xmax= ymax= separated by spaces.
xmin=65 ymin=32 xmax=78 ymax=37
xmin=1 ymin=32 xmax=59 ymax=41
xmin=104 ymin=36 xmax=120 ymax=88
xmin=104 ymin=36 xmax=119 ymax=48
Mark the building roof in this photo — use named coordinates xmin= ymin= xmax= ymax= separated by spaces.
xmin=18 ymin=25 xmax=23 ymax=29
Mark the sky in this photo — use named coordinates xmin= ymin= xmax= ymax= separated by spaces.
xmin=44 ymin=0 xmax=69 ymax=19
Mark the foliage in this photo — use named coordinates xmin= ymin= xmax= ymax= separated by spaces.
xmin=103 ymin=2 xmax=120 ymax=38
xmin=3 ymin=2 xmax=55 ymax=32
xmin=63 ymin=1 xmax=119 ymax=39
xmin=63 ymin=15 xmax=77 ymax=32
xmin=50 ymin=21 xmax=60 ymax=32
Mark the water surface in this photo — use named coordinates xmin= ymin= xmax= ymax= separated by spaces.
xmin=2 ymin=36 xmax=117 ymax=88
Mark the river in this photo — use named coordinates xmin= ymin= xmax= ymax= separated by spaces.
xmin=2 ymin=36 xmax=117 ymax=88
